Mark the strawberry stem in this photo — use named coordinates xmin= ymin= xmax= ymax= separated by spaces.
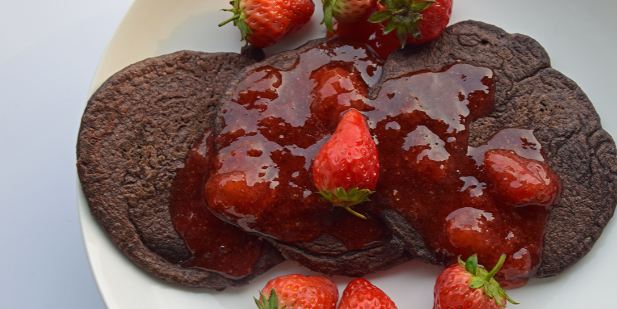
xmin=321 ymin=0 xmax=338 ymax=33
xmin=219 ymin=13 xmax=240 ymax=27
xmin=485 ymin=254 xmax=506 ymax=281
xmin=317 ymin=187 xmax=374 ymax=219
xmin=368 ymin=0 xmax=436 ymax=47
xmin=344 ymin=206 xmax=367 ymax=219
xmin=459 ymin=254 xmax=518 ymax=308
xmin=218 ymin=0 xmax=252 ymax=44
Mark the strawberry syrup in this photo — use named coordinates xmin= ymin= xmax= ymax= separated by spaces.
xmin=169 ymin=130 xmax=271 ymax=279
xmin=327 ymin=19 xmax=401 ymax=60
xmin=171 ymin=38 xmax=560 ymax=287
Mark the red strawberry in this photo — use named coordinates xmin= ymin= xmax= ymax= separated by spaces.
xmin=339 ymin=278 xmax=397 ymax=309
xmin=309 ymin=65 xmax=369 ymax=129
xmin=434 ymin=255 xmax=517 ymax=309
xmin=204 ymin=171 xmax=276 ymax=224
xmin=219 ymin=0 xmax=315 ymax=48
xmin=255 ymin=274 xmax=338 ymax=309
xmin=312 ymin=109 xmax=380 ymax=219
xmin=484 ymin=149 xmax=561 ymax=207
xmin=322 ymin=0 xmax=379 ymax=33
xmin=368 ymin=0 xmax=453 ymax=47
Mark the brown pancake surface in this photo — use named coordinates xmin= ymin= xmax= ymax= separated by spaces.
xmin=77 ymin=50 xmax=284 ymax=289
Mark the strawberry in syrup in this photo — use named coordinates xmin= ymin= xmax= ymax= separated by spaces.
xmin=484 ymin=149 xmax=561 ymax=207
xmin=219 ymin=0 xmax=315 ymax=48
xmin=309 ymin=65 xmax=370 ymax=130
xmin=313 ymin=109 xmax=380 ymax=219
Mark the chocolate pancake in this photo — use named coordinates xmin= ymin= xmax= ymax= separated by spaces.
xmin=77 ymin=50 xmax=284 ymax=289
xmin=375 ymin=20 xmax=617 ymax=277
xmin=78 ymin=20 xmax=616 ymax=286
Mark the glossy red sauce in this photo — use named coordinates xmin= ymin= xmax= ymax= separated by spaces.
xmin=172 ymin=39 xmax=560 ymax=287
xmin=327 ymin=18 xmax=403 ymax=59
xmin=205 ymin=39 xmax=389 ymax=252
xmin=366 ymin=66 xmax=555 ymax=288
xmin=169 ymin=130 xmax=271 ymax=279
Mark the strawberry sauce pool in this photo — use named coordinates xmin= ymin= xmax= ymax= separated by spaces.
xmin=169 ymin=130 xmax=272 ymax=279
xmin=170 ymin=39 xmax=561 ymax=287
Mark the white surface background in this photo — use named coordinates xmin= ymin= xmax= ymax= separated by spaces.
xmin=2 ymin=0 xmax=617 ymax=308
xmin=0 ymin=0 xmax=132 ymax=308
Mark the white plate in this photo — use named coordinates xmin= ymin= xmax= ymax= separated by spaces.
xmin=78 ymin=0 xmax=617 ymax=308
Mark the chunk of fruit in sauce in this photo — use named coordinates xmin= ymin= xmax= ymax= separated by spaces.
xmin=169 ymin=130 xmax=273 ymax=279
xmin=485 ymin=149 xmax=561 ymax=207
xmin=310 ymin=65 xmax=370 ymax=130
xmin=170 ymin=38 xmax=562 ymax=287
xmin=327 ymin=19 xmax=401 ymax=59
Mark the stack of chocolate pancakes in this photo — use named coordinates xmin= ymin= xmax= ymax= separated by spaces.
xmin=77 ymin=21 xmax=617 ymax=289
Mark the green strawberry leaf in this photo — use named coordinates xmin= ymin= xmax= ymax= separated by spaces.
xmin=410 ymin=0 xmax=435 ymax=13
xmin=383 ymin=19 xmax=398 ymax=35
xmin=219 ymin=0 xmax=252 ymax=45
xmin=500 ymin=288 xmax=519 ymax=305
xmin=465 ymin=254 xmax=478 ymax=276
xmin=368 ymin=10 xmax=393 ymax=23
xmin=461 ymin=254 xmax=518 ymax=308
xmin=368 ymin=0 xmax=439 ymax=48
xmin=321 ymin=0 xmax=337 ymax=34
xmin=254 ymin=290 xmax=279 ymax=309
xmin=268 ymin=290 xmax=278 ymax=309
xmin=317 ymin=187 xmax=375 ymax=219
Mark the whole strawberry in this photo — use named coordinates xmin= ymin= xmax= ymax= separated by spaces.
xmin=339 ymin=278 xmax=397 ymax=309
xmin=219 ymin=0 xmax=315 ymax=48
xmin=368 ymin=0 xmax=453 ymax=47
xmin=434 ymin=254 xmax=517 ymax=309
xmin=322 ymin=0 xmax=378 ymax=33
xmin=255 ymin=274 xmax=338 ymax=309
xmin=312 ymin=109 xmax=379 ymax=219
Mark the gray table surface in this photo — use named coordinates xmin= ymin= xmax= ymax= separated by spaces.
xmin=0 ymin=0 xmax=132 ymax=308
